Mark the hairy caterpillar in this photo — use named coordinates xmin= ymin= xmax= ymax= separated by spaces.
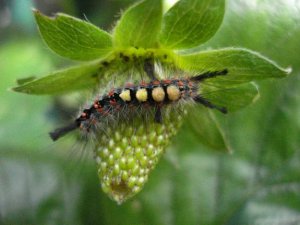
xmin=49 ymin=69 xmax=228 ymax=141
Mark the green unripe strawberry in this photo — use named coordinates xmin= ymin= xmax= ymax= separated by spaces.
xmin=94 ymin=109 xmax=184 ymax=204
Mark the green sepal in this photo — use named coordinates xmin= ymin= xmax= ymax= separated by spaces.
xmin=201 ymin=82 xmax=260 ymax=112
xmin=176 ymin=48 xmax=291 ymax=86
xmin=184 ymin=107 xmax=230 ymax=152
xmin=34 ymin=10 xmax=113 ymax=61
xmin=12 ymin=62 xmax=101 ymax=95
xmin=113 ymin=0 xmax=163 ymax=48
xmin=159 ymin=0 xmax=225 ymax=49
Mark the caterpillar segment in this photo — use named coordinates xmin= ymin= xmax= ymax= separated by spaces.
xmin=49 ymin=69 xmax=228 ymax=141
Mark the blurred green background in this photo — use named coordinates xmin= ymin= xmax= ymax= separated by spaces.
xmin=0 ymin=0 xmax=300 ymax=224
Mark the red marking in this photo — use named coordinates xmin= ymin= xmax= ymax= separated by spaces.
xmin=140 ymin=81 xmax=148 ymax=87
xmin=94 ymin=102 xmax=99 ymax=108
xmin=125 ymin=82 xmax=134 ymax=88
xmin=177 ymin=80 xmax=184 ymax=87
xmin=108 ymin=89 xmax=115 ymax=97
xmin=110 ymin=99 xmax=117 ymax=105
xmin=163 ymin=79 xmax=172 ymax=85
xmin=152 ymin=80 xmax=160 ymax=86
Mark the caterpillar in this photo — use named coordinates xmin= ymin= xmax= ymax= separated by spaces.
xmin=49 ymin=69 xmax=228 ymax=141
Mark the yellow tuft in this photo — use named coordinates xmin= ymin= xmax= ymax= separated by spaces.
xmin=167 ymin=85 xmax=180 ymax=101
xmin=136 ymin=89 xmax=148 ymax=102
xmin=152 ymin=87 xmax=165 ymax=102
xmin=119 ymin=89 xmax=131 ymax=102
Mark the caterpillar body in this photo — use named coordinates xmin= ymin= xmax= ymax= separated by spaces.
xmin=49 ymin=69 xmax=228 ymax=141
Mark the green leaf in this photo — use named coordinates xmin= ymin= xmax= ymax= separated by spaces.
xmin=201 ymin=0 xmax=300 ymax=73
xmin=12 ymin=62 xmax=101 ymax=95
xmin=201 ymin=82 xmax=260 ymax=112
xmin=113 ymin=0 xmax=163 ymax=48
xmin=184 ymin=107 xmax=231 ymax=151
xmin=34 ymin=10 xmax=113 ymax=61
xmin=159 ymin=0 xmax=225 ymax=49
xmin=176 ymin=48 xmax=291 ymax=85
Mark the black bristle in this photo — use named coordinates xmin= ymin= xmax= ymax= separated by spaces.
xmin=144 ymin=58 xmax=156 ymax=80
xmin=191 ymin=69 xmax=228 ymax=82
xmin=219 ymin=106 xmax=228 ymax=114
xmin=154 ymin=107 xmax=162 ymax=123
xmin=49 ymin=122 xmax=79 ymax=141
xmin=194 ymin=95 xmax=228 ymax=114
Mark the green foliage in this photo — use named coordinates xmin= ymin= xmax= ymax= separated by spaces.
xmin=186 ymin=108 xmax=230 ymax=151
xmin=13 ymin=0 xmax=288 ymax=107
xmin=113 ymin=0 xmax=163 ymax=48
xmin=159 ymin=0 xmax=225 ymax=49
xmin=4 ymin=0 xmax=298 ymax=223
xmin=34 ymin=10 xmax=113 ymax=61
xmin=12 ymin=62 xmax=101 ymax=95
xmin=177 ymin=48 xmax=289 ymax=85
xmin=201 ymin=82 xmax=259 ymax=112
xmin=13 ymin=0 xmax=288 ymax=100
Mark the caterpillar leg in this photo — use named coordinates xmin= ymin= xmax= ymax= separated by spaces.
xmin=191 ymin=69 xmax=228 ymax=82
xmin=144 ymin=59 xmax=156 ymax=80
xmin=154 ymin=107 xmax=163 ymax=123
xmin=194 ymin=96 xmax=227 ymax=114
